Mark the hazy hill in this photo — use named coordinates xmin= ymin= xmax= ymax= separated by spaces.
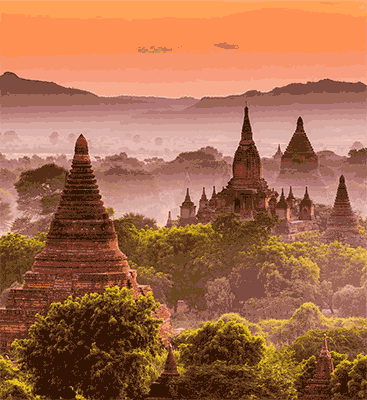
xmin=188 ymin=79 xmax=366 ymax=111
xmin=0 ymin=72 xmax=198 ymax=109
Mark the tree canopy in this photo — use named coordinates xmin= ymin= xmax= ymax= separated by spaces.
xmin=14 ymin=287 xmax=164 ymax=400
xmin=0 ymin=233 xmax=45 ymax=292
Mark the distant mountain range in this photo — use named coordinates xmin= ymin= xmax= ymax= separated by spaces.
xmin=0 ymin=71 xmax=365 ymax=110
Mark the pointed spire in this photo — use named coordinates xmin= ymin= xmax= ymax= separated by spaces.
xmin=211 ymin=186 xmax=216 ymax=199
xmin=162 ymin=344 xmax=179 ymax=376
xmin=287 ymin=186 xmax=295 ymax=201
xmin=165 ymin=211 xmax=174 ymax=228
xmin=276 ymin=188 xmax=288 ymax=209
xmin=75 ymin=134 xmax=88 ymax=155
xmin=277 ymin=144 xmax=281 ymax=152
xmin=325 ymin=175 xmax=359 ymax=230
xmin=200 ymin=187 xmax=208 ymax=201
xmin=241 ymin=106 xmax=253 ymax=142
xmin=32 ymin=135 xmax=130 ymax=275
xmin=300 ymin=186 xmax=312 ymax=206
xmin=185 ymin=188 xmax=191 ymax=201
xmin=181 ymin=188 xmax=194 ymax=207
xmin=296 ymin=116 xmax=305 ymax=132
xmin=322 ymin=333 xmax=328 ymax=351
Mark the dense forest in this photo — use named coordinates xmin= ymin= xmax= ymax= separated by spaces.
xmin=0 ymin=144 xmax=366 ymax=399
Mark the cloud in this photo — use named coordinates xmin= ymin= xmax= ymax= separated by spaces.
xmin=137 ymin=46 xmax=173 ymax=54
xmin=214 ymin=42 xmax=239 ymax=50
xmin=320 ymin=1 xmax=340 ymax=5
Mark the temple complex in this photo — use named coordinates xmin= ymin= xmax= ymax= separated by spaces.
xmin=322 ymin=175 xmax=366 ymax=248
xmin=0 ymin=135 xmax=171 ymax=353
xmin=169 ymin=107 xmax=319 ymax=241
xmin=303 ymin=334 xmax=334 ymax=399
xmin=276 ymin=117 xmax=326 ymax=190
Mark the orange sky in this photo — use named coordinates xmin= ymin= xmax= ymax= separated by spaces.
xmin=0 ymin=0 xmax=366 ymax=97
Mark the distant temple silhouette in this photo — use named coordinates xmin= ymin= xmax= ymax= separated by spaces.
xmin=322 ymin=175 xmax=366 ymax=248
xmin=167 ymin=107 xmax=318 ymax=242
xmin=166 ymin=108 xmax=365 ymax=248
xmin=276 ymin=116 xmax=326 ymax=189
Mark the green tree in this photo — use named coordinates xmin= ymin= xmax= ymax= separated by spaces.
xmin=0 ymin=199 xmax=12 ymax=230
xmin=14 ymin=287 xmax=164 ymax=400
xmin=288 ymin=327 xmax=367 ymax=363
xmin=0 ymin=233 xmax=45 ymax=292
xmin=333 ymin=284 xmax=367 ymax=318
xmin=347 ymin=354 xmax=367 ymax=399
xmin=205 ymin=277 xmax=236 ymax=316
xmin=0 ymin=168 xmax=17 ymax=189
xmin=330 ymin=355 xmax=367 ymax=399
xmin=11 ymin=215 xmax=53 ymax=237
xmin=0 ymin=378 xmax=37 ymax=400
xmin=135 ymin=265 xmax=173 ymax=305
xmin=14 ymin=163 xmax=67 ymax=217
xmin=113 ymin=216 xmax=140 ymax=259
xmin=121 ymin=212 xmax=158 ymax=230
xmin=0 ymin=355 xmax=18 ymax=383
xmin=178 ymin=319 xmax=266 ymax=368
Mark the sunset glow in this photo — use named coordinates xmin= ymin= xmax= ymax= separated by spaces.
xmin=1 ymin=0 xmax=366 ymax=97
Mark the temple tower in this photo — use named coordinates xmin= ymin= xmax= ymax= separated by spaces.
xmin=277 ymin=117 xmax=325 ymax=189
xmin=145 ymin=344 xmax=179 ymax=400
xmin=323 ymin=175 xmax=366 ymax=248
xmin=299 ymin=187 xmax=314 ymax=220
xmin=273 ymin=144 xmax=283 ymax=162
xmin=303 ymin=334 xmax=334 ymax=399
xmin=165 ymin=211 xmax=174 ymax=229
xmin=227 ymin=106 xmax=263 ymax=191
xmin=208 ymin=186 xmax=217 ymax=210
xmin=0 ymin=135 xmax=170 ymax=352
xmin=179 ymin=189 xmax=197 ymax=227
xmin=286 ymin=186 xmax=298 ymax=220
xmin=275 ymin=189 xmax=289 ymax=221
xmin=196 ymin=188 xmax=212 ymax=224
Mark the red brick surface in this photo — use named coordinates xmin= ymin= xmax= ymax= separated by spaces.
xmin=0 ymin=134 xmax=172 ymax=352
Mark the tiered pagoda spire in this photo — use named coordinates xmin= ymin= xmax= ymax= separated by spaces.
xmin=286 ymin=186 xmax=295 ymax=201
xmin=277 ymin=117 xmax=325 ymax=188
xmin=34 ymin=134 xmax=129 ymax=275
xmin=323 ymin=176 xmax=366 ymax=248
xmin=165 ymin=211 xmax=174 ymax=229
xmin=241 ymin=106 xmax=253 ymax=142
xmin=230 ymin=106 xmax=263 ymax=190
xmin=145 ymin=345 xmax=179 ymax=399
xmin=276 ymin=189 xmax=288 ymax=209
xmin=0 ymin=134 xmax=172 ymax=353
xmin=200 ymin=187 xmax=208 ymax=201
xmin=303 ymin=334 xmax=334 ymax=399
xmin=179 ymin=188 xmax=196 ymax=226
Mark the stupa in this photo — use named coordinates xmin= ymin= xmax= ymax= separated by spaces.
xmin=145 ymin=344 xmax=179 ymax=400
xmin=303 ymin=334 xmax=334 ymax=399
xmin=0 ymin=135 xmax=171 ymax=352
xmin=178 ymin=188 xmax=197 ymax=227
xmin=277 ymin=117 xmax=325 ymax=189
xmin=323 ymin=175 xmax=366 ymax=248
xmin=273 ymin=144 xmax=283 ymax=162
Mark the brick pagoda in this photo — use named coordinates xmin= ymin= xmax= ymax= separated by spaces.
xmin=276 ymin=117 xmax=326 ymax=189
xmin=145 ymin=344 xmax=179 ymax=400
xmin=0 ymin=134 xmax=171 ymax=352
xmin=303 ymin=334 xmax=334 ymax=399
xmin=323 ymin=175 xmax=367 ymax=248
